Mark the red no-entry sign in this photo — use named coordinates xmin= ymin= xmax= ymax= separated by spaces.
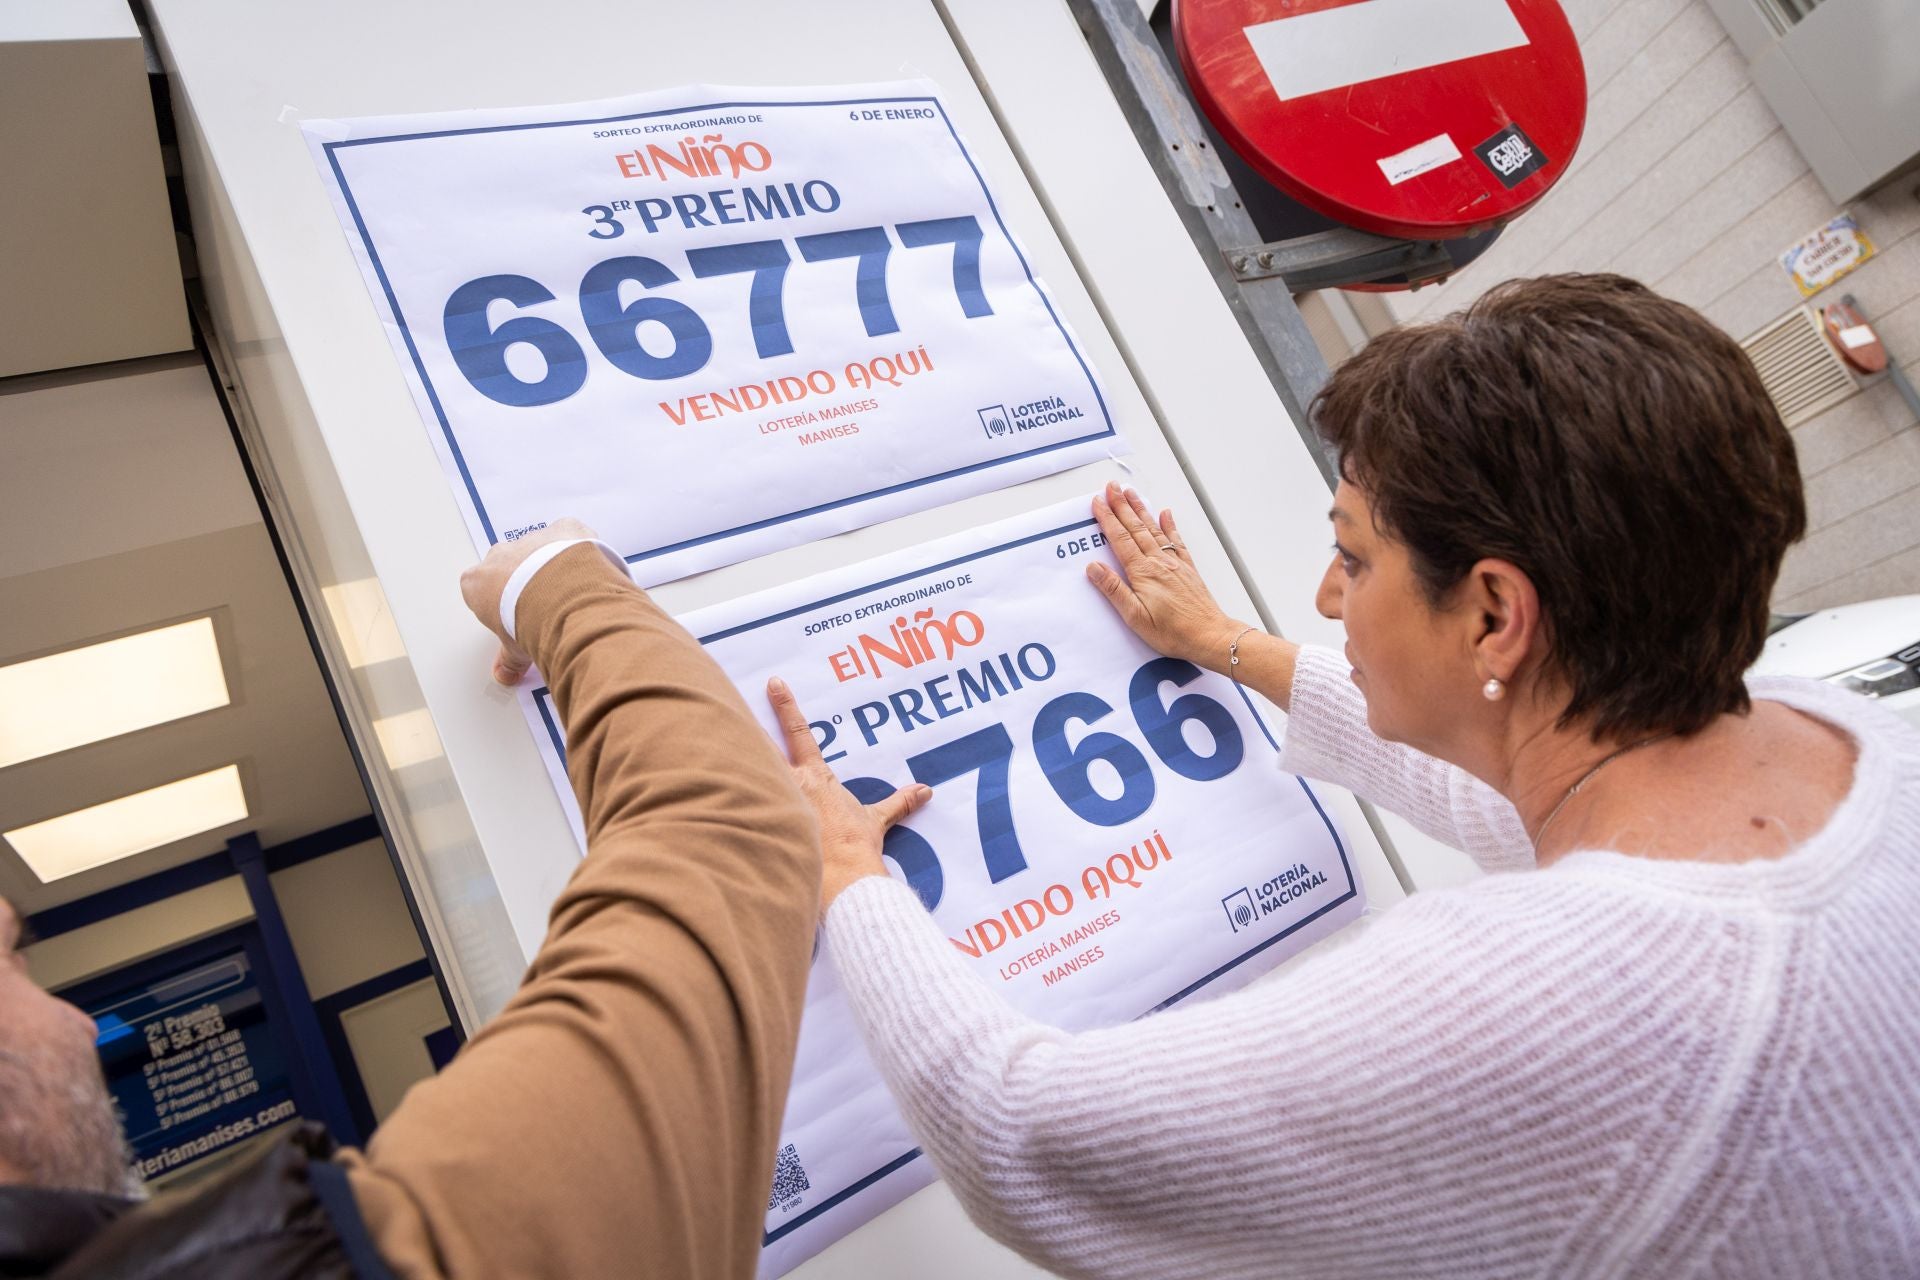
xmin=1174 ymin=0 xmax=1587 ymax=241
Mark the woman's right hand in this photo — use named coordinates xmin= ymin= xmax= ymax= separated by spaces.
xmin=1087 ymin=483 xmax=1248 ymax=674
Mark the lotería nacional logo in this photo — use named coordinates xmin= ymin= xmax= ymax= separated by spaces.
xmin=830 ymin=607 xmax=986 ymax=683
xmin=980 ymin=396 xmax=1087 ymax=440
xmin=1223 ymin=863 xmax=1332 ymax=935
xmin=1221 ymin=888 xmax=1259 ymax=934
xmin=615 ymin=132 xmax=772 ymax=181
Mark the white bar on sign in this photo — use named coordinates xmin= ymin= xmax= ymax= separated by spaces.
xmin=1244 ymin=0 xmax=1530 ymax=101
xmin=1377 ymin=133 xmax=1462 ymax=185
xmin=1839 ymin=324 xmax=1876 ymax=350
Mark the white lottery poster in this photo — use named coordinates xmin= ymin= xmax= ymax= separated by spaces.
xmin=304 ymin=82 xmax=1122 ymax=585
xmin=521 ymin=498 xmax=1364 ymax=1275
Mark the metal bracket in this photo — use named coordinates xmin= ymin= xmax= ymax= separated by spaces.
xmin=1070 ymin=0 xmax=1340 ymax=485
xmin=1224 ymin=228 xmax=1457 ymax=292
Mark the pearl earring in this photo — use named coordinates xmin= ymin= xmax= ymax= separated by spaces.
xmin=1483 ymin=678 xmax=1505 ymax=701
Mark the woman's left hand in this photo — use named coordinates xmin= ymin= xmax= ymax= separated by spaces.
xmin=1088 ymin=483 xmax=1245 ymax=674
xmin=767 ymin=676 xmax=932 ymax=918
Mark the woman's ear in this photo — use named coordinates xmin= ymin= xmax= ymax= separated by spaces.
xmin=1462 ymin=558 xmax=1541 ymax=684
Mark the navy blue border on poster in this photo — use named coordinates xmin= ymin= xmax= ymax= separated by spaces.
xmin=526 ymin=517 xmax=1357 ymax=1248
xmin=323 ymin=94 xmax=1117 ymax=556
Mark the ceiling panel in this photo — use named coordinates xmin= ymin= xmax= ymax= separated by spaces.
xmin=0 ymin=359 xmax=373 ymax=914
xmin=0 ymin=356 xmax=262 ymax=578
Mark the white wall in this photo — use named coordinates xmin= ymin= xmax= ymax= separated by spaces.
xmin=271 ymin=837 xmax=431 ymax=1000
xmin=341 ymin=980 xmax=448 ymax=1122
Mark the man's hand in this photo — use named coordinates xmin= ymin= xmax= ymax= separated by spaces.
xmin=767 ymin=676 xmax=930 ymax=917
xmin=459 ymin=517 xmax=602 ymax=685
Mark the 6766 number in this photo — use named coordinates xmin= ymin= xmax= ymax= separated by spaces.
xmin=836 ymin=657 xmax=1245 ymax=911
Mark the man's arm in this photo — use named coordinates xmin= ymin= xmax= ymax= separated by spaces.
xmin=340 ymin=543 xmax=821 ymax=1280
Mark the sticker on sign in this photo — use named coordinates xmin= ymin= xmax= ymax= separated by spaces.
xmin=1377 ymin=134 xmax=1463 ymax=186
xmin=1244 ymin=0 xmax=1531 ymax=102
xmin=1474 ymin=123 xmax=1549 ymax=188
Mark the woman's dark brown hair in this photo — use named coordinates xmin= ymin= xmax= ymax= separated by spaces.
xmin=1312 ymin=273 xmax=1806 ymax=742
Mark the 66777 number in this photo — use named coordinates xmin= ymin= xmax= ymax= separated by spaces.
xmin=442 ymin=216 xmax=991 ymax=408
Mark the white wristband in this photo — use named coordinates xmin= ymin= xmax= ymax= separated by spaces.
xmin=498 ymin=538 xmax=629 ymax=643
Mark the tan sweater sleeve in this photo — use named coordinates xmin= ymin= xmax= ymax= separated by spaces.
xmin=340 ymin=545 xmax=822 ymax=1280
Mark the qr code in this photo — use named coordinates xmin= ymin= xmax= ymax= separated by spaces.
xmin=768 ymin=1143 xmax=811 ymax=1211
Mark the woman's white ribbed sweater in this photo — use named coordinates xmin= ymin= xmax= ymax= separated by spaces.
xmin=824 ymin=645 xmax=1920 ymax=1278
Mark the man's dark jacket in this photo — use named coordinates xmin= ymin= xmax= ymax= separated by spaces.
xmin=0 ymin=1127 xmax=389 ymax=1280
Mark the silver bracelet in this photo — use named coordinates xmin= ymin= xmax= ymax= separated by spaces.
xmin=1227 ymin=626 xmax=1261 ymax=682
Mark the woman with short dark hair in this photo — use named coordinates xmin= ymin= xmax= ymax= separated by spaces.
xmin=771 ymin=274 xmax=1920 ymax=1278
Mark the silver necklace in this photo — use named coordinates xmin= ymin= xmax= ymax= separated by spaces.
xmin=1531 ymin=734 xmax=1672 ymax=850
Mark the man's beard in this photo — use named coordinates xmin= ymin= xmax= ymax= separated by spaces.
xmin=0 ymin=1046 xmax=145 ymax=1199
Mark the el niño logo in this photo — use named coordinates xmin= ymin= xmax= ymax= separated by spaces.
xmin=614 ymin=133 xmax=772 ymax=181
xmin=830 ymin=609 xmax=986 ymax=683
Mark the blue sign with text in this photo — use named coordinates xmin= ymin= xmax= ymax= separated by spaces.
xmin=83 ymin=943 xmax=300 ymax=1181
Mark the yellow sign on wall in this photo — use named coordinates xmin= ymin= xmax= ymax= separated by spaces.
xmin=1781 ymin=215 xmax=1877 ymax=297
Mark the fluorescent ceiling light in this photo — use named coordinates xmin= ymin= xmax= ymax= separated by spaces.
xmin=5 ymin=764 xmax=249 ymax=882
xmin=0 ymin=617 xmax=231 ymax=768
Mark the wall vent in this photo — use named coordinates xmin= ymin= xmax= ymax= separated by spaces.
xmin=1741 ymin=305 xmax=1859 ymax=427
